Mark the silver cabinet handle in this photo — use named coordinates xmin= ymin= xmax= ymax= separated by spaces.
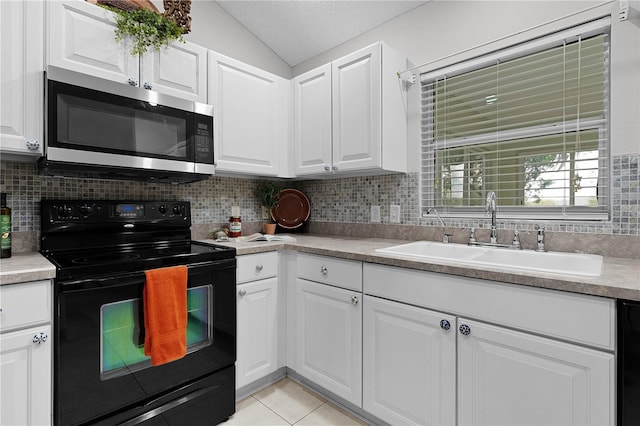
xmin=238 ymin=289 xmax=247 ymax=297
xmin=351 ymin=295 xmax=359 ymax=305
xmin=459 ymin=324 xmax=471 ymax=336
xmin=26 ymin=139 xmax=40 ymax=151
xmin=143 ymin=82 xmax=153 ymax=90
xmin=256 ymin=264 xmax=264 ymax=272
xmin=320 ymin=266 xmax=328 ymax=276
xmin=128 ymin=77 xmax=138 ymax=87
xmin=32 ymin=332 xmax=48 ymax=344
xmin=440 ymin=319 xmax=451 ymax=331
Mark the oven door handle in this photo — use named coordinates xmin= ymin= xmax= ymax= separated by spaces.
xmin=58 ymin=273 xmax=146 ymax=292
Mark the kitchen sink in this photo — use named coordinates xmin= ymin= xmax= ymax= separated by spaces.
xmin=375 ymin=241 xmax=603 ymax=277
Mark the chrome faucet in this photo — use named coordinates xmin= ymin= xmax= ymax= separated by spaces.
xmin=486 ymin=191 xmax=498 ymax=244
xmin=427 ymin=207 xmax=450 ymax=243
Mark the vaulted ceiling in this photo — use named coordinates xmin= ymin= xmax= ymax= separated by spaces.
xmin=214 ymin=1 xmax=428 ymax=67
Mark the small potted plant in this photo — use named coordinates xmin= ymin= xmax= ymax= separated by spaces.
xmin=253 ymin=181 xmax=281 ymax=234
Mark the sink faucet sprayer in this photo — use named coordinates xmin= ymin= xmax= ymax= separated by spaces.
xmin=427 ymin=208 xmax=450 ymax=243
xmin=486 ymin=191 xmax=498 ymax=244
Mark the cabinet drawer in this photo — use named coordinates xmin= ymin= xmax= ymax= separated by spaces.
xmin=237 ymin=252 xmax=278 ymax=283
xmin=0 ymin=280 xmax=51 ymax=333
xmin=364 ymin=263 xmax=615 ymax=351
xmin=297 ymin=253 xmax=362 ymax=292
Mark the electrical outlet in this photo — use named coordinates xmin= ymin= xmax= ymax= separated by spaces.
xmin=371 ymin=205 xmax=381 ymax=223
xmin=390 ymin=205 xmax=401 ymax=223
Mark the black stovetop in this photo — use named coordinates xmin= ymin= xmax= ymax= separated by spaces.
xmin=40 ymin=199 xmax=236 ymax=280
xmin=44 ymin=240 xmax=236 ymax=281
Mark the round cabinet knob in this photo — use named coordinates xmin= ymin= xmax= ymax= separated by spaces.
xmin=351 ymin=295 xmax=359 ymax=305
xmin=459 ymin=324 xmax=471 ymax=336
xmin=143 ymin=82 xmax=153 ymax=90
xmin=128 ymin=77 xmax=138 ymax=87
xmin=32 ymin=332 xmax=48 ymax=344
xmin=440 ymin=319 xmax=451 ymax=331
xmin=324 ymin=165 xmax=331 ymax=172
xmin=26 ymin=139 xmax=40 ymax=151
xmin=320 ymin=266 xmax=328 ymax=276
xmin=238 ymin=289 xmax=247 ymax=297
xmin=256 ymin=264 xmax=264 ymax=271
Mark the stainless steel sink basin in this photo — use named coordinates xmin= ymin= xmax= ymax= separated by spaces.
xmin=375 ymin=241 xmax=603 ymax=277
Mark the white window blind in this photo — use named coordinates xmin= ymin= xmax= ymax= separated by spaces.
xmin=420 ymin=18 xmax=610 ymax=220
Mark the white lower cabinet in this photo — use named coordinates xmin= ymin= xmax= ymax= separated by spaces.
xmin=0 ymin=280 xmax=52 ymax=426
xmin=236 ymin=277 xmax=279 ymax=389
xmin=362 ymin=263 xmax=615 ymax=426
xmin=295 ymin=253 xmax=363 ymax=406
xmin=236 ymin=252 xmax=280 ymax=389
xmin=457 ymin=318 xmax=614 ymax=426
xmin=296 ymin=279 xmax=362 ymax=406
xmin=363 ymin=295 xmax=456 ymax=426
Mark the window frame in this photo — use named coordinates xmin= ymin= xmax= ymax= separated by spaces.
xmin=419 ymin=18 xmax=611 ymax=221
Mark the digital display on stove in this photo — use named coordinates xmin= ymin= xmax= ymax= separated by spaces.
xmin=115 ymin=204 xmax=143 ymax=217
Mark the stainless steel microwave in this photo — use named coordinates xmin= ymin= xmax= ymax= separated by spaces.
xmin=39 ymin=66 xmax=214 ymax=183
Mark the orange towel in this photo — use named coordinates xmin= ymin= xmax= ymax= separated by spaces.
xmin=143 ymin=265 xmax=188 ymax=366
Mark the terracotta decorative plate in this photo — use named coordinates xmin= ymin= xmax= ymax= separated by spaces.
xmin=271 ymin=189 xmax=310 ymax=229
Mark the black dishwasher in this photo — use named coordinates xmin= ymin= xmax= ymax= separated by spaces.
xmin=618 ymin=299 xmax=640 ymax=426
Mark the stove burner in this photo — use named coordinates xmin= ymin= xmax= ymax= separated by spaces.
xmin=72 ymin=252 xmax=142 ymax=264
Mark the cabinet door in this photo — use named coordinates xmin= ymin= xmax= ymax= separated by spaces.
xmin=0 ymin=325 xmax=52 ymax=426
xmin=331 ymin=43 xmax=381 ymax=172
xmin=48 ymin=0 xmax=139 ymax=85
xmin=0 ymin=0 xmax=44 ymax=159
xmin=141 ymin=41 xmax=207 ymax=103
xmin=363 ymin=296 xmax=456 ymax=426
xmin=208 ymin=51 xmax=286 ymax=176
xmin=293 ymin=64 xmax=332 ymax=175
xmin=236 ymin=278 xmax=279 ymax=389
xmin=296 ymin=279 xmax=362 ymax=406
xmin=457 ymin=318 xmax=614 ymax=426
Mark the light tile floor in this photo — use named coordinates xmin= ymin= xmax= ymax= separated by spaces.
xmin=221 ymin=378 xmax=368 ymax=426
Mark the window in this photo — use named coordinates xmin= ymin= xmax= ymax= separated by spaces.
xmin=420 ymin=19 xmax=610 ymax=220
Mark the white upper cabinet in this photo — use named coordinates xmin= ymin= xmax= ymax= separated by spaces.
xmin=140 ymin=41 xmax=207 ymax=103
xmin=293 ymin=64 xmax=332 ymax=175
xmin=293 ymin=42 xmax=407 ymax=177
xmin=208 ymin=51 xmax=289 ymax=177
xmin=47 ymin=0 xmax=207 ymax=103
xmin=0 ymin=0 xmax=44 ymax=161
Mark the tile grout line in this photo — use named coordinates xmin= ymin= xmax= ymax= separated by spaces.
xmin=251 ymin=395 xmax=297 ymax=425
xmin=291 ymin=401 xmax=328 ymax=426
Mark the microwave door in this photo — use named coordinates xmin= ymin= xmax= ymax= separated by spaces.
xmin=47 ymin=79 xmax=197 ymax=173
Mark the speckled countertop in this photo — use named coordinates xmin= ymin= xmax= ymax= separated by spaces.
xmin=2 ymin=235 xmax=639 ymax=301
xmin=200 ymin=234 xmax=640 ymax=301
xmin=0 ymin=253 xmax=56 ymax=285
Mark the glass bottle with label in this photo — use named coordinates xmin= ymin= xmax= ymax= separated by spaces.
xmin=229 ymin=216 xmax=242 ymax=237
xmin=1 ymin=193 xmax=11 ymax=258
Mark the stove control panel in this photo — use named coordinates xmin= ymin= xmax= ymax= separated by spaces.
xmin=42 ymin=200 xmax=191 ymax=228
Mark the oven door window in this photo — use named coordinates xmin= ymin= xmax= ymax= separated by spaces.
xmin=101 ymin=285 xmax=212 ymax=380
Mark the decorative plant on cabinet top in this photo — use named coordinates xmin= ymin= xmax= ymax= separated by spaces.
xmin=95 ymin=0 xmax=190 ymax=56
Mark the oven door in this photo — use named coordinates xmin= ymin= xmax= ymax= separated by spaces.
xmin=54 ymin=260 xmax=235 ymax=426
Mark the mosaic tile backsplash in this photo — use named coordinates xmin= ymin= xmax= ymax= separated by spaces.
xmin=0 ymin=153 xmax=638 ymax=240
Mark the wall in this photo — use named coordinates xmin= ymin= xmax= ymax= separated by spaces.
xmin=150 ymin=0 xmax=291 ymax=78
